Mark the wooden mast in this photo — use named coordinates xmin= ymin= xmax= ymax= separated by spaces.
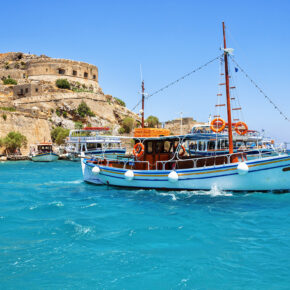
xmin=141 ymin=80 xmax=145 ymax=128
xmin=222 ymin=22 xmax=234 ymax=154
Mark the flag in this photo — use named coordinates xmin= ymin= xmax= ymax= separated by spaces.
xmin=235 ymin=67 xmax=239 ymax=72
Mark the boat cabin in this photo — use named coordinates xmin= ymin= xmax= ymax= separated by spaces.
xmin=103 ymin=135 xmax=246 ymax=171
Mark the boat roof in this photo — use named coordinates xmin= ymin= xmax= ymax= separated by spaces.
xmin=134 ymin=133 xmax=262 ymax=142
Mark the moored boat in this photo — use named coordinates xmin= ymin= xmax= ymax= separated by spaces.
xmin=29 ymin=143 xmax=59 ymax=162
xmin=65 ymin=127 xmax=126 ymax=161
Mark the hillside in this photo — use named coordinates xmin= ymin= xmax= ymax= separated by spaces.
xmin=0 ymin=52 xmax=139 ymax=154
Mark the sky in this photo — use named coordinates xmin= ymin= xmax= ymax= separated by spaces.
xmin=1 ymin=0 xmax=289 ymax=141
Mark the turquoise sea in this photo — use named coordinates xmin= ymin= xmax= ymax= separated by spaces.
xmin=1 ymin=161 xmax=290 ymax=289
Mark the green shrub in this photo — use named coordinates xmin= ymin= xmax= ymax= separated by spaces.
xmin=55 ymin=109 xmax=61 ymax=117
xmin=62 ymin=111 xmax=67 ymax=118
xmin=2 ymin=114 xmax=7 ymax=121
xmin=146 ymin=115 xmax=159 ymax=127
xmin=3 ymin=78 xmax=17 ymax=85
xmin=2 ymin=131 xmax=27 ymax=154
xmin=115 ymin=97 xmax=126 ymax=107
xmin=118 ymin=127 xmax=126 ymax=134
xmin=121 ymin=117 xmax=134 ymax=133
xmin=77 ymin=101 xmax=95 ymax=118
xmin=74 ymin=121 xmax=83 ymax=129
xmin=55 ymin=79 xmax=70 ymax=89
xmin=51 ymin=127 xmax=70 ymax=145
xmin=0 ymin=106 xmax=16 ymax=112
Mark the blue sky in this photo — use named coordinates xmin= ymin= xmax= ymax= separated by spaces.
xmin=1 ymin=0 xmax=289 ymax=141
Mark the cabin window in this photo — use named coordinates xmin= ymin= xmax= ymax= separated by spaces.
xmin=97 ymin=143 xmax=102 ymax=149
xmin=208 ymin=141 xmax=216 ymax=150
xmin=155 ymin=141 xmax=164 ymax=153
xmin=146 ymin=141 xmax=153 ymax=154
xmin=198 ymin=141 xmax=206 ymax=151
xmin=189 ymin=141 xmax=197 ymax=150
xmin=163 ymin=141 xmax=171 ymax=153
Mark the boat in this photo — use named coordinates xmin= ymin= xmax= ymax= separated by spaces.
xmin=65 ymin=127 xmax=126 ymax=161
xmin=187 ymin=123 xmax=276 ymax=157
xmin=81 ymin=22 xmax=290 ymax=191
xmin=29 ymin=142 xmax=59 ymax=162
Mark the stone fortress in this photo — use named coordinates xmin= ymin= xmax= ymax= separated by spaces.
xmin=0 ymin=52 xmax=100 ymax=98
xmin=0 ymin=52 xmax=139 ymax=154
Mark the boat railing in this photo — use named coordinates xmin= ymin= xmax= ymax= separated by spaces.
xmin=92 ymin=155 xmax=150 ymax=170
xmin=88 ymin=148 xmax=284 ymax=171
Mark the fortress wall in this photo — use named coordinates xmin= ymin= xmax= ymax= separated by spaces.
xmin=0 ymin=69 xmax=26 ymax=80
xmin=26 ymin=59 xmax=98 ymax=82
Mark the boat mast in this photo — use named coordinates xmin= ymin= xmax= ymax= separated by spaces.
xmin=141 ymin=80 xmax=145 ymax=128
xmin=222 ymin=22 xmax=234 ymax=154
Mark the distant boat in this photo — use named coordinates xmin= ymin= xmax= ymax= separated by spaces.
xmin=65 ymin=127 xmax=126 ymax=161
xmin=29 ymin=143 xmax=59 ymax=162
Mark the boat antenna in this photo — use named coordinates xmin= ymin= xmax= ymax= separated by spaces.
xmin=141 ymin=80 xmax=145 ymax=128
xmin=222 ymin=22 xmax=234 ymax=155
xmin=139 ymin=64 xmax=145 ymax=128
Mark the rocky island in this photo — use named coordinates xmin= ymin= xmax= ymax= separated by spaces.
xmin=0 ymin=52 xmax=139 ymax=156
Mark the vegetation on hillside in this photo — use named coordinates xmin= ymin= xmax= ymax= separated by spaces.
xmin=51 ymin=127 xmax=70 ymax=145
xmin=0 ymin=107 xmax=16 ymax=112
xmin=2 ymin=77 xmax=17 ymax=85
xmin=114 ymin=97 xmax=126 ymax=107
xmin=0 ymin=131 xmax=27 ymax=154
xmin=56 ymin=79 xmax=70 ymax=89
xmin=77 ymin=101 xmax=95 ymax=118
xmin=146 ymin=115 xmax=159 ymax=127
xmin=119 ymin=117 xmax=134 ymax=134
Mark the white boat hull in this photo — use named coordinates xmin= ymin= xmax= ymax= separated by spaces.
xmin=30 ymin=153 xmax=59 ymax=162
xmin=83 ymin=155 xmax=290 ymax=191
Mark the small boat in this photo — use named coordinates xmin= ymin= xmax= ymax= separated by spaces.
xmin=65 ymin=127 xmax=126 ymax=161
xmin=81 ymin=22 xmax=290 ymax=191
xmin=29 ymin=143 xmax=59 ymax=162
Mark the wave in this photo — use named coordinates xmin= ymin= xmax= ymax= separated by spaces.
xmin=65 ymin=220 xmax=93 ymax=236
xmin=29 ymin=200 xmax=64 ymax=210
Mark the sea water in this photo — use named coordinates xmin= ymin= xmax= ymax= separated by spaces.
xmin=1 ymin=161 xmax=290 ymax=289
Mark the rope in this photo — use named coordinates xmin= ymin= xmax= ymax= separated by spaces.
xmin=131 ymin=54 xmax=222 ymax=111
xmin=229 ymin=55 xmax=290 ymax=122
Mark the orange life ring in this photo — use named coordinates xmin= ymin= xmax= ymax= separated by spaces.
xmin=133 ymin=142 xmax=144 ymax=158
xmin=174 ymin=144 xmax=186 ymax=157
xmin=210 ymin=118 xmax=226 ymax=133
xmin=235 ymin=121 xmax=248 ymax=135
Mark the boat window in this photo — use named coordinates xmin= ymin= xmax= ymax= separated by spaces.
xmin=198 ymin=141 xmax=206 ymax=151
xmin=189 ymin=141 xmax=197 ymax=151
xmin=163 ymin=141 xmax=171 ymax=153
xmin=208 ymin=141 xmax=216 ymax=150
xmin=155 ymin=141 xmax=164 ymax=153
xmin=146 ymin=141 xmax=153 ymax=154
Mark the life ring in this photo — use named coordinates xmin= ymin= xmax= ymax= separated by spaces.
xmin=174 ymin=144 xmax=186 ymax=156
xmin=133 ymin=143 xmax=144 ymax=158
xmin=210 ymin=118 xmax=226 ymax=133
xmin=235 ymin=121 xmax=248 ymax=135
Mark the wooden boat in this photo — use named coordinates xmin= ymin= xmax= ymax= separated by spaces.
xmin=82 ymin=22 xmax=290 ymax=191
xmin=29 ymin=143 xmax=59 ymax=162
